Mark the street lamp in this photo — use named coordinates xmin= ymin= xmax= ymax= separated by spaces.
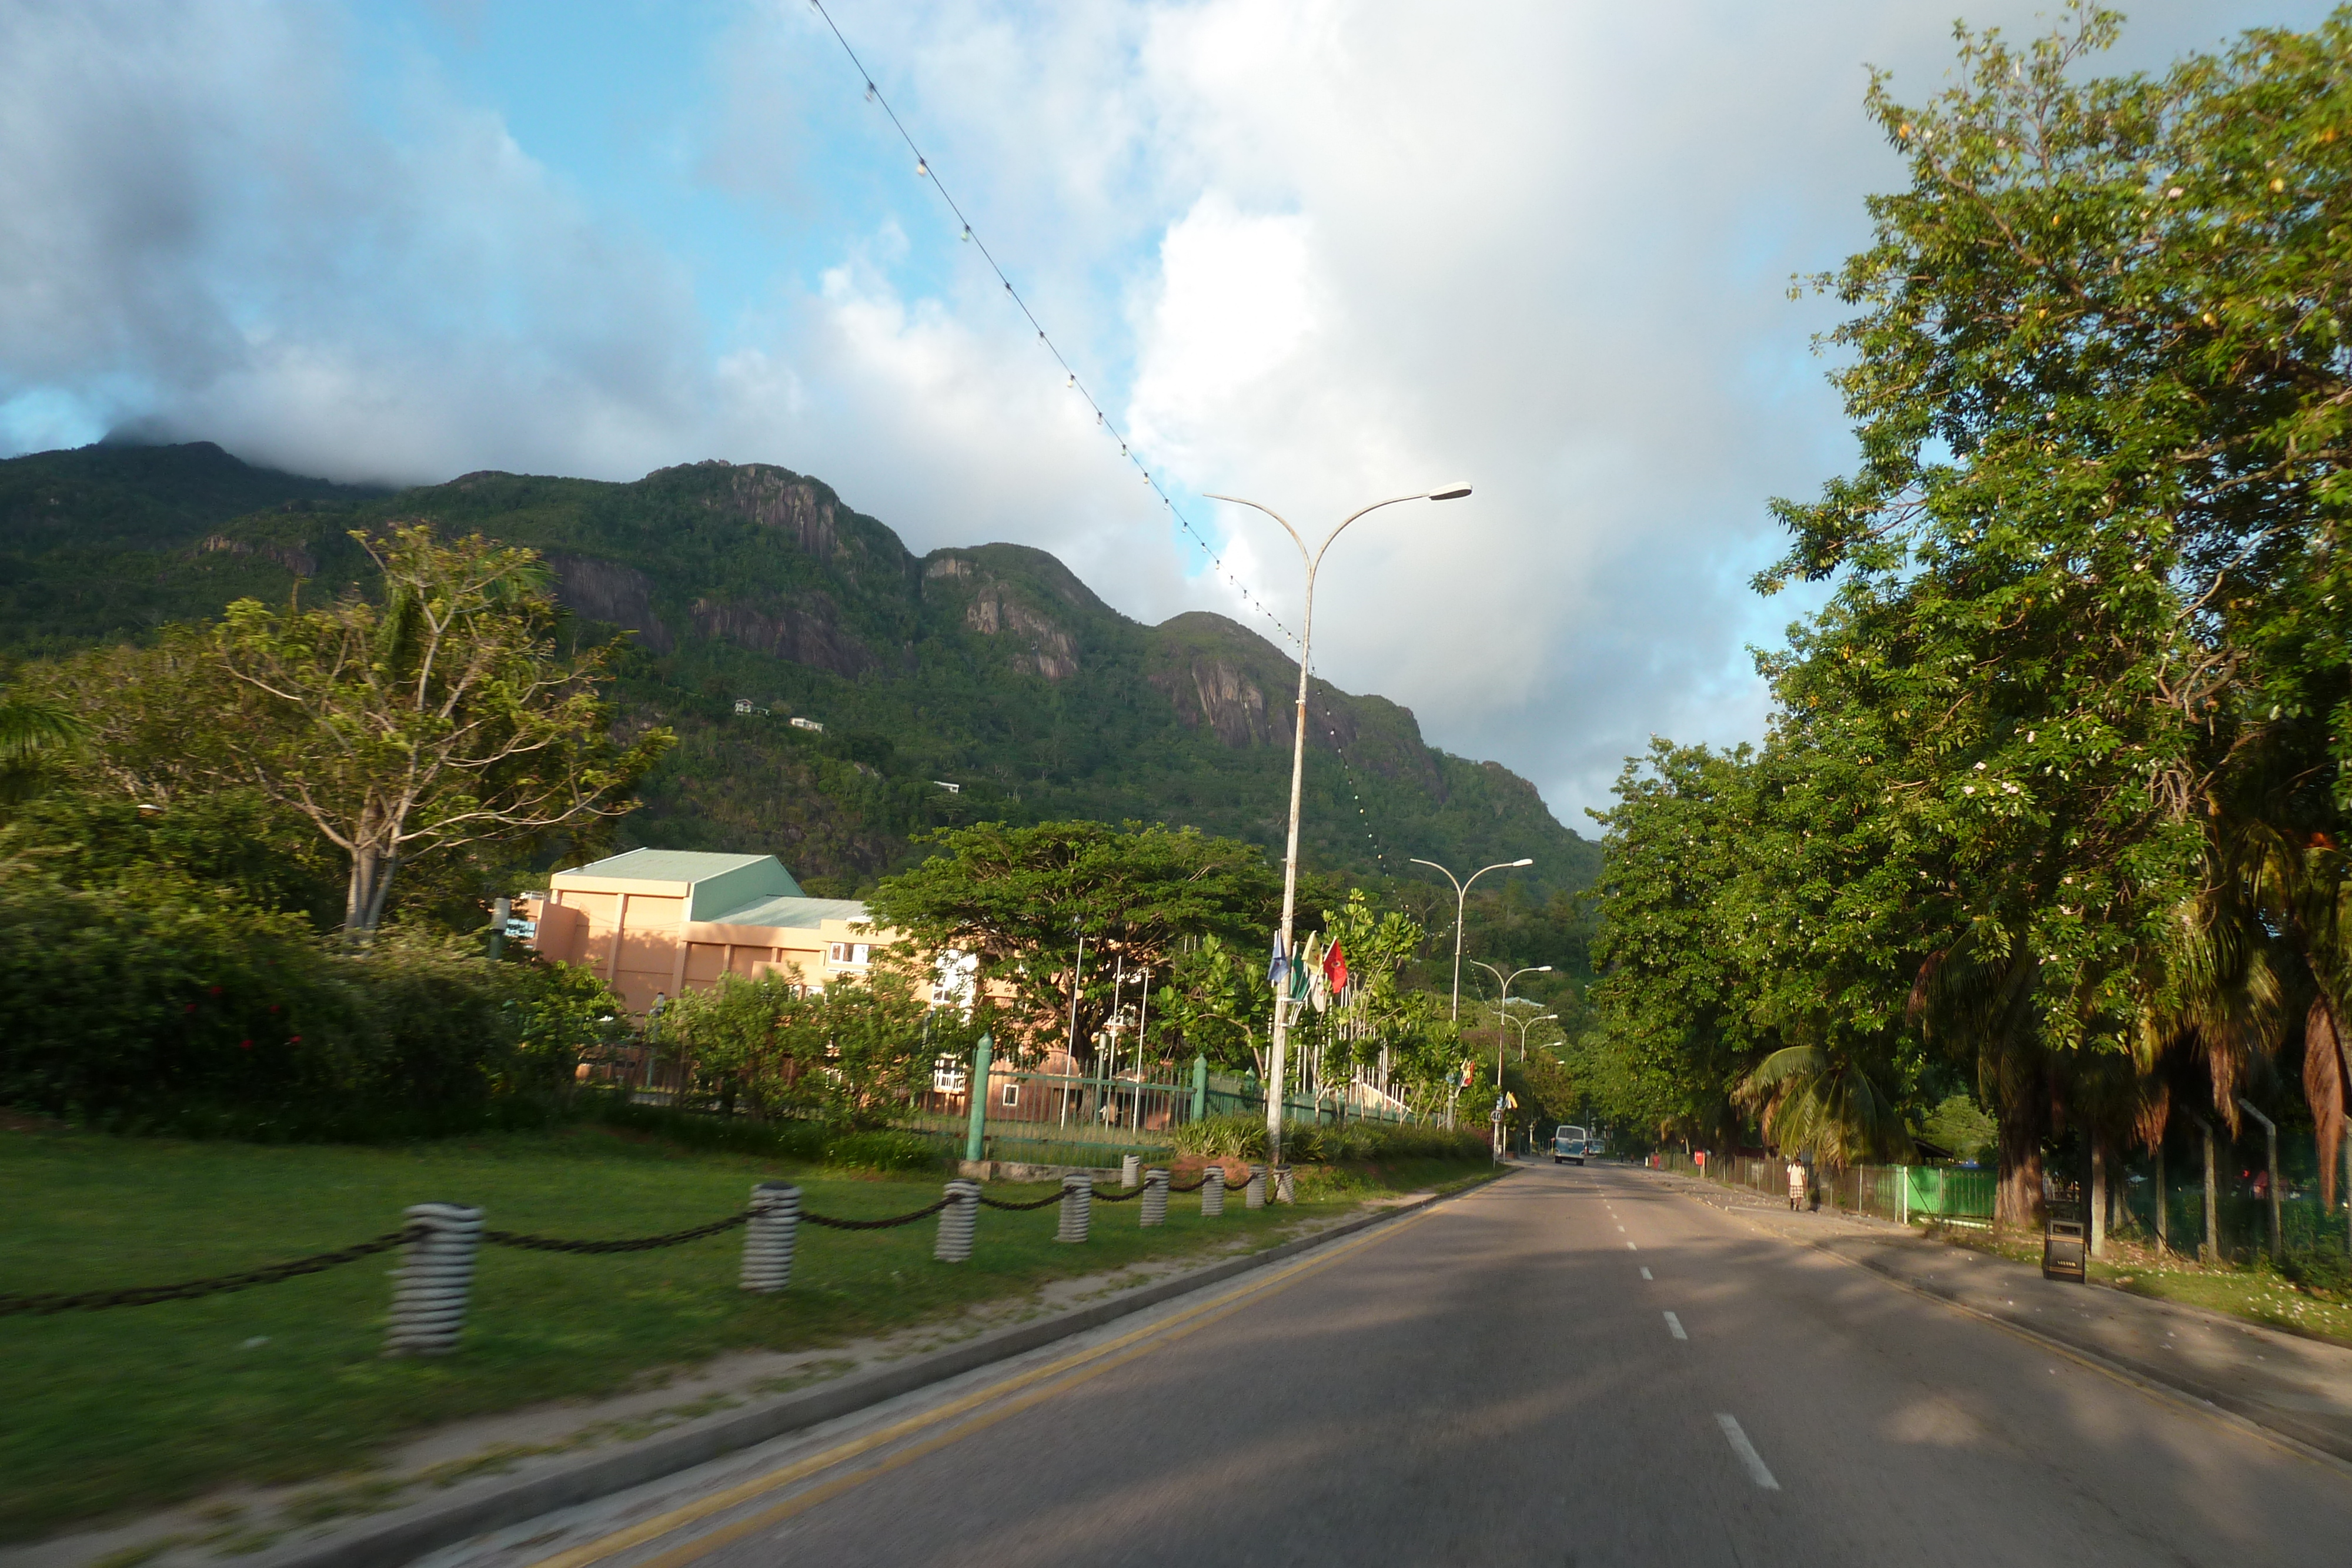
xmin=1468 ymin=962 xmax=1552 ymax=1086
xmin=1509 ymin=1012 xmax=1559 ymax=1062
xmin=1207 ymin=483 xmax=1472 ymax=1169
xmin=1408 ymin=856 xmax=1534 ymax=1023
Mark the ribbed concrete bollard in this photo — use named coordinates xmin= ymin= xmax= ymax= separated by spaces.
xmin=1140 ymin=1167 xmax=1170 ymax=1226
xmin=740 ymin=1181 xmax=801 ymax=1292
xmin=1200 ymin=1166 xmax=1225 ymax=1217
xmin=1274 ymin=1164 xmax=1296 ymax=1204
xmin=383 ymin=1202 xmax=483 ymax=1356
xmin=1245 ymin=1164 xmax=1267 ymax=1209
xmin=1056 ymin=1173 xmax=1094 ymax=1243
xmin=1120 ymin=1154 xmax=1141 ymax=1188
xmin=934 ymin=1178 xmax=981 ymax=1263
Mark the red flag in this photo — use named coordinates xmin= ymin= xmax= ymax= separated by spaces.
xmin=1322 ymin=940 xmax=1348 ymax=997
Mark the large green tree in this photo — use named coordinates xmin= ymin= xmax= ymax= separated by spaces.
xmin=866 ymin=819 xmax=1282 ymax=1062
xmin=213 ymin=524 xmax=671 ymax=937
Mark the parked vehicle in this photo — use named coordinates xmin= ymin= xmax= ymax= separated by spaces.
xmin=1553 ymin=1124 xmax=1589 ymax=1165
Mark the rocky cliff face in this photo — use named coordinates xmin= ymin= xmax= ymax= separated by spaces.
xmin=707 ymin=464 xmax=841 ymax=559
xmin=550 ymin=553 xmax=672 ymax=652
xmin=689 ymin=594 xmax=875 ymax=677
xmin=1150 ymin=654 xmax=1288 ymax=748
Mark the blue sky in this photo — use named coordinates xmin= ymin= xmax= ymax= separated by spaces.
xmin=0 ymin=0 xmax=2326 ymax=825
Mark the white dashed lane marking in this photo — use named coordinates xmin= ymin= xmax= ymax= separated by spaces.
xmin=1639 ymin=1267 xmax=1652 ymax=1281
xmin=1664 ymin=1312 xmax=1688 ymax=1341
xmin=1716 ymin=1414 xmax=1780 ymax=1490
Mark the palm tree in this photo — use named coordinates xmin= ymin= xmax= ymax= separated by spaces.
xmin=0 ymin=689 xmax=85 ymax=802
xmin=1735 ymin=1041 xmax=1911 ymax=1168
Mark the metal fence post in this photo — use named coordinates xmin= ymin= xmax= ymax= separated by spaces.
xmin=740 ymin=1182 xmax=801 ymax=1292
xmin=1246 ymin=1164 xmax=1267 ymax=1209
xmin=1192 ymin=1054 xmax=1209 ymax=1123
xmin=383 ymin=1202 xmax=483 ymax=1357
xmin=1201 ymin=1165 xmax=1225 ymax=1217
xmin=1140 ymin=1167 xmax=1170 ymax=1227
xmin=935 ymin=1179 xmax=980 ymax=1263
xmin=2200 ymin=1117 xmax=2219 ymax=1264
xmin=2237 ymin=1099 xmax=2281 ymax=1261
xmin=963 ymin=1034 xmax=993 ymax=1164
xmin=1056 ymin=1173 xmax=1093 ymax=1243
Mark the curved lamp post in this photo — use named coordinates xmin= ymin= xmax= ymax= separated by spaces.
xmin=1468 ymin=962 xmax=1552 ymax=1087
xmin=1408 ymin=856 xmax=1534 ymax=1024
xmin=1509 ymin=1012 xmax=1559 ymax=1062
xmin=1207 ymin=484 xmax=1472 ymax=1168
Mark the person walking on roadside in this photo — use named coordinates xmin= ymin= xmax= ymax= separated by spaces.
xmin=1786 ymin=1156 xmax=1806 ymax=1212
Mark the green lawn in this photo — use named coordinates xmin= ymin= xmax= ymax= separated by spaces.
xmin=1 ymin=1125 xmax=1491 ymax=1540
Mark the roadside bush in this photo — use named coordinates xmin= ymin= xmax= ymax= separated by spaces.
xmin=0 ymin=863 xmax=604 ymax=1138
xmin=660 ymin=971 xmax=932 ymax=1126
xmin=821 ymin=1129 xmax=941 ymax=1173
xmin=1171 ymin=1113 xmax=1267 ymax=1160
xmin=1171 ymin=1113 xmax=1487 ymax=1164
xmin=2280 ymin=1246 xmax=2352 ymax=1302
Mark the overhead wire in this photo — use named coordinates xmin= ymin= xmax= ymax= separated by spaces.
xmin=804 ymin=0 xmax=1297 ymax=652
xmin=805 ymin=0 xmax=1408 ymax=885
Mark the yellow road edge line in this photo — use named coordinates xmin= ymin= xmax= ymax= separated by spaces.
xmin=525 ymin=1207 xmax=1438 ymax=1568
xmin=634 ymin=1266 xmax=1289 ymax=1568
xmin=1647 ymin=1171 xmax=2352 ymax=1480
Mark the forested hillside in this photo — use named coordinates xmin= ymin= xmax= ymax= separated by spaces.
xmin=0 ymin=440 xmax=1597 ymax=906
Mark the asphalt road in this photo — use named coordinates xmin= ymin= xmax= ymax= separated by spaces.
xmin=495 ymin=1162 xmax=2352 ymax=1568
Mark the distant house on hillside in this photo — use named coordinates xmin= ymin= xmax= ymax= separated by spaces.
xmin=517 ymin=849 xmax=885 ymax=1014
xmin=789 ymin=716 xmax=824 ymax=733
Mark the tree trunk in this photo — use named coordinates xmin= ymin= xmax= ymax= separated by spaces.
xmin=2308 ymin=998 xmax=2346 ymax=1212
xmin=344 ymin=843 xmax=392 ymax=941
xmin=1996 ymin=1092 xmax=2047 ymax=1231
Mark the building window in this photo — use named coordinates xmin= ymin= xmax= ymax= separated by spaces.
xmin=931 ymin=1055 xmax=967 ymax=1095
xmin=1001 ymin=1083 xmax=1020 ymax=1106
xmin=827 ymin=942 xmax=872 ymax=967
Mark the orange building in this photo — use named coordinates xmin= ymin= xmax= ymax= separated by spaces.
xmin=517 ymin=849 xmax=895 ymax=1014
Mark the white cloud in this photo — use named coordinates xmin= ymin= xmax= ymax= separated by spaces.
xmin=0 ymin=0 xmax=2316 ymax=827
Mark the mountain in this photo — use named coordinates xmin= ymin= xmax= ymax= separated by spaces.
xmin=0 ymin=442 xmax=1599 ymax=898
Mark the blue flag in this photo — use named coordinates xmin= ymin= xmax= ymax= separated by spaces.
xmin=1267 ymin=932 xmax=1288 ymax=991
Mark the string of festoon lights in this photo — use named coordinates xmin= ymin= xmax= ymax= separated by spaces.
xmin=806 ymin=0 xmax=1399 ymax=880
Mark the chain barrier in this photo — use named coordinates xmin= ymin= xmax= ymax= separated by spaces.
xmin=18 ymin=1166 xmax=1242 ymax=1322
xmin=482 ymin=1213 xmax=749 ymax=1254
xmin=801 ymin=1196 xmax=956 ymax=1231
xmin=975 ymin=1190 xmax=1066 ymax=1212
xmin=0 ymin=1228 xmax=415 ymax=1317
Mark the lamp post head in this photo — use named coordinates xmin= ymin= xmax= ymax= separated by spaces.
xmin=1510 ymin=857 xmax=1534 ymax=867
xmin=1426 ymin=484 xmax=1473 ymax=501
xmin=1535 ymin=965 xmax=1553 ymax=973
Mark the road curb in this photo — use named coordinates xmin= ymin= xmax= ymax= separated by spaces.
xmin=1643 ymin=1169 xmax=2352 ymax=1475
xmin=242 ymin=1168 xmax=1515 ymax=1568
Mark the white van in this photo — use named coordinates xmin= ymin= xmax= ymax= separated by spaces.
xmin=1553 ymin=1124 xmax=1589 ymax=1165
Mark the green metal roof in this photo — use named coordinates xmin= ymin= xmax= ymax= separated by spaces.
xmin=701 ymin=894 xmax=871 ymax=931
xmin=564 ymin=849 xmax=770 ymax=882
xmin=560 ymin=850 xmax=807 ymax=920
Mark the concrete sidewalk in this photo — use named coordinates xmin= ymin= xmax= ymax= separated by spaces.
xmin=1638 ymin=1165 xmax=2352 ymax=1466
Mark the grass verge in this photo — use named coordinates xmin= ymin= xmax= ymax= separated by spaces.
xmin=1929 ymin=1225 xmax=2352 ymax=1344
xmin=1 ymin=1123 xmax=1494 ymax=1539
